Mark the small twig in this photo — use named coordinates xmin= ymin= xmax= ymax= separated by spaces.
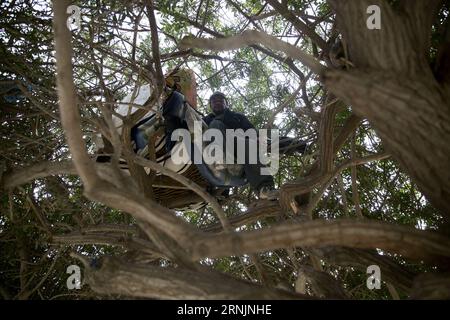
xmin=337 ymin=175 xmax=349 ymax=217
xmin=265 ymin=0 xmax=328 ymax=50
xmin=16 ymin=252 xmax=60 ymax=300
xmin=145 ymin=0 xmax=164 ymax=96
xmin=305 ymin=152 xmax=391 ymax=215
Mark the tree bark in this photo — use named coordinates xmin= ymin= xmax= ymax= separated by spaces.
xmin=85 ymin=257 xmax=308 ymax=299
xmin=325 ymin=0 xmax=450 ymax=219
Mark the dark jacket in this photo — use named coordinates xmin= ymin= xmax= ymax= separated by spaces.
xmin=203 ymin=108 xmax=255 ymax=130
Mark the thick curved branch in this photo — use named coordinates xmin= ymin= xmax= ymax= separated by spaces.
xmin=192 ymin=219 xmax=450 ymax=264
xmin=52 ymin=233 xmax=162 ymax=257
xmin=179 ymin=30 xmax=326 ymax=75
xmin=87 ymin=182 xmax=201 ymax=246
xmin=85 ymin=257 xmax=308 ymax=299
xmin=52 ymin=0 xmax=99 ymax=190
xmin=2 ymin=160 xmax=75 ymax=189
xmin=2 ymin=161 xmax=124 ymax=189
xmin=325 ymin=69 xmax=450 ymax=216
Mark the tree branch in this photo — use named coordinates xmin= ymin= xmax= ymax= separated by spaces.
xmin=133 ymin=156 xmax=231 ymax=231
xmin=2 ymin=160 xmax=75 ymax=189
xmin=192 ymin=219 xmax=450 ymax=264
xmin=85 ymin=256 xmax=308 ymax=299
xmin=266 ymin=0 xmax=328 ymax=50
xmin=179 ymin=30 xmax=326 ymax=75
xmin=53 ymin=0 xmax=99 ymax=190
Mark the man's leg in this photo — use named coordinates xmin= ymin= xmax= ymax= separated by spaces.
xmin=209 ymin=119 xmax=276 ymax=198
xmin=243 ymin=161 xmax=274 ymax=191
xmin=207 ymin=118 xmax=228 ymax=167
xmin=242 ymin=137 xmax=275 ymax=195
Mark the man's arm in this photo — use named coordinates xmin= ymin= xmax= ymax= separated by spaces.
xmin=202 ymin=113 xmax=215 ymax=126
xmin=234 ymin=112 xmax=255 ymax=131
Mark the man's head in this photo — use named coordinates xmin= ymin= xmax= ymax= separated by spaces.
xmin=209 ymin=91 xmax=228 ymax=115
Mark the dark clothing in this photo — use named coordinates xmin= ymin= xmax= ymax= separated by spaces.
xmin=203 ymin=109 xmax=255 ymax=131
xmin=203 ymin=109 xmax=274 ymax=192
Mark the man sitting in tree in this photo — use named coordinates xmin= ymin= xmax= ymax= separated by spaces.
xmin=202 ymin=91 xmax=278 ymax=200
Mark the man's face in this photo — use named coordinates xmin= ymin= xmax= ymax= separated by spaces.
xmin=210 ymin=95 xmax=227 ymax=114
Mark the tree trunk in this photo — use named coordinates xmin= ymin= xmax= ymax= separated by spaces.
xmin=326 ymin=0 xmax=450 ymax=220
